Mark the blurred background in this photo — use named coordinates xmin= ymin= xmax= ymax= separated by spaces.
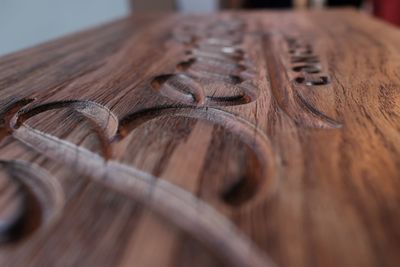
xmin=0 ymin=0 xmax=399 ymax=56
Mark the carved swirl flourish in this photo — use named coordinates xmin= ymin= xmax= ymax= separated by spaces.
xmin=2 ymin=99 xmax=278 ymax=267
xmin=0 ymin=159 xmax=64 ymax=243
xmin=151 ymin=16 xmax=259 ymax=106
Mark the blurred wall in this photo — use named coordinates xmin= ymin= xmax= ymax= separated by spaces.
xmin=177 ymin=0 xmax=217 ymax=12
xmin=0 ymin=0 xmax=129 ymax=56
xmin=0 ymin=0 xmax=219 ymax=56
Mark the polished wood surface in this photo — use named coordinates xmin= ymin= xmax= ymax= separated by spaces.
xmin=0 ymin=9 xmax=400 ymax=267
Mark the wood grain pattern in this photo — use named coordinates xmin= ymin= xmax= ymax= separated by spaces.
xmin=0 ymin=9 xmax=400 ymax=267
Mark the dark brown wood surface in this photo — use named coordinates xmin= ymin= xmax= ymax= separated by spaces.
xmin=0 ymin=9 xmax=399 ymax=267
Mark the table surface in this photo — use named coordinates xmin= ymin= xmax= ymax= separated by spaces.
xmin=0 ymin=9 xmax=399 ymax=267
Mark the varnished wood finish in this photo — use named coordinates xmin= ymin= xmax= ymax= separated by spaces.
xmin=0 ymin=9 xmax=400 ymax=267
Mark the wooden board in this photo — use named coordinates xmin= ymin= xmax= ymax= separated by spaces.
xmin=0 ymin=9 xmax=399 ymax=267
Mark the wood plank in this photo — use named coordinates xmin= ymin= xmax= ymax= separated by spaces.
xmin=0 ymin=9 xmax=399 ymax=267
